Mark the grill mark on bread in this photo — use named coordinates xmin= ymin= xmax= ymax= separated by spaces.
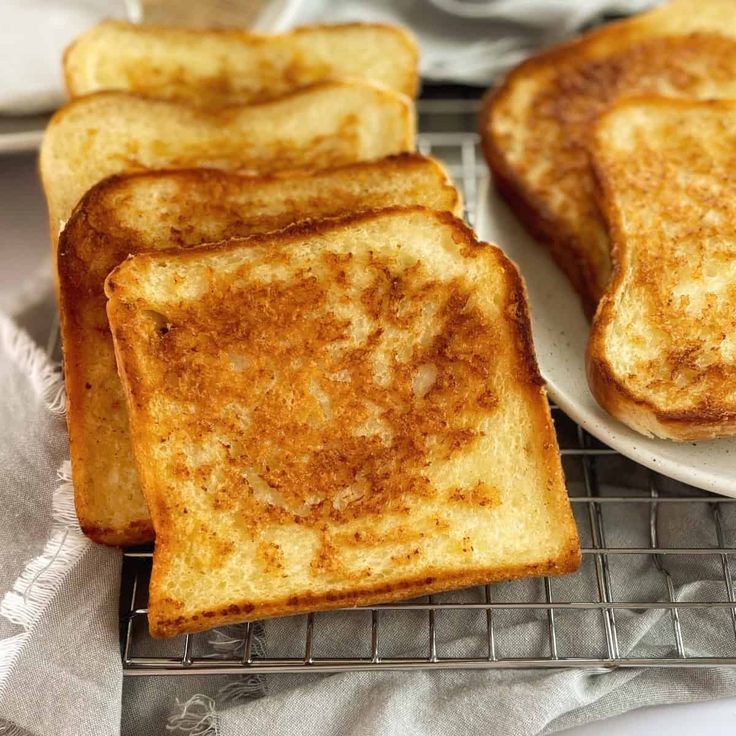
xmin=121 ymin=55 xmax=335 ymax=108
xmin=142 ymin=116 xmax=361 ymax=171
xmin=449 ymin=482 xmax=500 ymax=508
xmin=256 ymin=541 xmax=285 ymax=575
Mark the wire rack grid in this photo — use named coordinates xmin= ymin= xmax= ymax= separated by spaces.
xmin=111 ymin=94 xmax=736 ymax=676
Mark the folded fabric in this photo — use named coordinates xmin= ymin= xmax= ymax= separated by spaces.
xmin=291 ymin=0 xmax=657 ymax=84
xmin=0 ymin=312 xmax=122 ymax=736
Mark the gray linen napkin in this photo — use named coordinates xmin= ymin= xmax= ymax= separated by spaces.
xmin=291 ymin=0 xmax=657 ymax=85
xmin=0 ymin=308 xmax=121 ymax=736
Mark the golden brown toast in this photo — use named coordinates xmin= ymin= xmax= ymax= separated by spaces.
xmin=40 ymin=81 xmax=415 ymax=251
xmin=59 ymin=155 xmax=461 ymax=545
xmin=588 ymin=98 xmax=736 ymax=441
xmin=482 ymin=0 xmax=736 ymax=315
xmin=105 ymin=206 xmax=579 ymax=636
xmin=64 ymin=21 xmax=418 ymax=105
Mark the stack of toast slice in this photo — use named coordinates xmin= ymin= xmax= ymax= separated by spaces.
xmin=59 ymin=155 xmax=462 ymax=545
xmin=46 ymin=22 xmax=421 ymax=544
xmin=482 ymin=0 xmax=736 ymax=315
xmin=45 ymin=20 xmax=580 ymax=634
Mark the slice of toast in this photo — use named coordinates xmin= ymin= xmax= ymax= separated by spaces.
xmin=588 ymin=98 xmax=736 ymax=441
xmin=105 ymin=206 xmax=580 ymax=636
xmin=40 ymin=80 xmax=415 ymax=249
xmin=59 ymin=155 xmax=461 ymax=545
xmin=64 ymin=21 xmax=418 ymax=105
xmin=482 ymin=0 xmax=736 ymax=315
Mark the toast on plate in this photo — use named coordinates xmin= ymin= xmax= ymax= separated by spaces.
xmin=588 ymin=98 xmax=736 ymax=441
xmin=105 ymin=206 xmax=580 ymax=636
xmin=59 ymin=154 xmax=461 ymax=545
xmin=482 ymin=0 xmax=736 ymax=315
xmin=40 ymin=80 xmax=415 ymax=250
xmin=64 ymin=21 xmax=418 ymax=104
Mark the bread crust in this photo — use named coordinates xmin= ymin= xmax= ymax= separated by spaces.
xmin=587 ymin=97 xmax=736 ymax=441
xmin=480 ymin=86 xmax=601 ymax=316
xmin=586 ymin=345 xmax=736 ymax=441
xmin=105 ymin=206 xmax=579 ymax=637
xmin=478 ymin=20 xmax=632 ymax=318
xmin=79 ymin=520 xmax=154 ymax=547
xmin=150 ymin=556 xmax=581 ymax=638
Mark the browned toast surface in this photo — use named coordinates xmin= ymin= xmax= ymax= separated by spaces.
xmin=588 ymin=98 xmax=736 ymax=441
xmin=482 ymin=0 xmax=736 ymax=314
xmin=59 ymin=156 xmax=461 ymax=545
xmin=40 ymin=81 xmax=415 ymax=250
xmin=105 ymin=207 xmax=579 ymax=636
xmin=65 ymin=21 xmax=419 ymax=104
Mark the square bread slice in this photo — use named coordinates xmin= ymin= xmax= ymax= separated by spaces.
xmin=105 ymin=206 xmax=580 ymax=637
xmin=64 ymin=21 xmax=418 ymax=105
xmin=588 ymin=98 xmax=736 ymax=441
xmin=59 ymin=154 xmax=462 ymax=545
xmin=40 ymin=80 xmax=415 ymax=250
xmin=482 ymin=0 xmax=736 ymax=314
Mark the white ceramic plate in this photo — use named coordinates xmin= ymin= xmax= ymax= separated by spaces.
xmin=475 ymin=177 xmax=736 ymax=497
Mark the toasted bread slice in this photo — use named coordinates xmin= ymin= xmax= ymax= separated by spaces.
xmin=482 ymin=0 xmax=736 ymax=314
xmin=588 ymin=98 xmax=736 ymax=441
xmin=105 ymin=206 xmax=580 ymax=636
xmin=40 ymin=81 xmax=415 ymax=249
xmin=64 ymin=21 xmax=418 ymax=105
xmin=59 ymin=155 xmax=461 ymax=545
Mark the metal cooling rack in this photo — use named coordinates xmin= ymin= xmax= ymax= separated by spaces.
xmin=114 ymin=93 xmax=736 ymax=675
